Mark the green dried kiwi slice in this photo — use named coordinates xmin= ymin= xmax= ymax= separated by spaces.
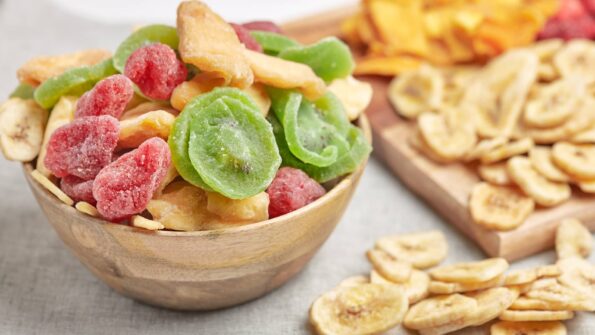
xmin=34 ymin=58 xmax=117 ymax=109
xmin=10 ymin=83 xmax=35 ymax=99
xmin=279 ymin=37 xmax=354 ymax=82
xmin=113 ymin=24 xmax=179 ymax=73
xmin=269 ymin=114 xmax=371 ymax=183
xmin=250 ymin=31 xmax=301 ymax=56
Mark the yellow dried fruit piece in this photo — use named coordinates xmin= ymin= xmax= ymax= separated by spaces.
xmin=206 ymin=191 xmax=269 ymax=222
xmin=556 ymin=218 xmax=592 ymax=260
xmin=571 ymin=125 xmax=595 ymax=144
xmin=480 ymin=138 xmax=534 ymax=164
xmin=36 ymin=96 xmax=76 ymax=176
xmin=418 ymin=111 xmax=477 ymax=162
xmin=578 ymin=179 xmax=595 ymax=193
xmin=504 ymin=265 xmax=561 ymax=286
xmin=177 ymin=1 xmax=253 ymax=88
xmin=337 ymin=275 xmax=369 ymax=288
xmin=374 ymin=230 xmax=447 ymax=269
xmin=244 ymin=49 xmax=326 ymax=101
xmin=75 ymin=201 xmax=98 ymax=217
xmin=428 ymin=274 xmax=504 ymax=294
xmin=0 ymin=98 xmax=48 ymax=162
xmin=409 ymin=128 xmax=452 ymax=164
xmin=478 ymin=163 xmax=513 ymax=186
xmin=17 ymin=49 xmax=111 ymax=86
xmin=388 ymin=64 xmax=443 ymax=119
xmin=507 ymin=156 xmax=571 ymax=207
xmin=403 ymin=294 xmax=477 ymax=330
xmin=131 ymin=215 xmax=164 ymax=231
xmin=491 ymin=320 xmax=567 ymax=335
xmin=464 ymin=136 xmax=508 ymax=162
xmin=510 ymin=297 xmax=570 ymax=311
xmin=499 ymin=310 xmax=574 ymax=322
xmin=30 ymin=169 xmax=74 ymax=206
xmin=557 ymin=258 xmax=595 ymax=299
xmin=153 ymin=163 xmax=179 ymax=197
xmin=366 ymin=249 xmax=412 ymax=283
xmin=465 ymin=287 xmax=520 ymax=326
xmin=554 ymin=39 xmax=595 ymax=84
xmin=469 ymin=183 xmax=534 ymax=231
xmin=370 ymin=269 xmax=430 ymax=304
xmin=118 ymin=110 xmax=176 ymax=149
xmin=121 ymin=101 xmax=177 ymax=120
xmin=429 ymin=257 xmax=509 ymax=284
xmin=523 ymin=77 xmax=585 ymax=129
xmin=529 ymin=146 xmax=570 ymax=183
xmin=552 ymin=142 xmax=595 ymax=180
xmin=309 ymin=284 xmax=408 ymax=335
xmin=526 ymin=279 xmax=595 ymax=311
xmin=328 ymin=76 xmax=372 ymax=121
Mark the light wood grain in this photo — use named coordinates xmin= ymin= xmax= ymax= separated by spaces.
xmin=284 ymin=7 xmax=595 ymax=261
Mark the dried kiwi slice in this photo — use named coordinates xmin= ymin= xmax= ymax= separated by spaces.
xmin=9 ymin=83 xmax=35 ymax=99
xmin=113 ymin=24 xmax=179 ymax=73
xmin=279 ymin=37 xmax=354 ymax=82
xmin=250 ymin=31 xmax=301 ymax=56
xmin=34 ymin=58 xmax=117 ymax=109
xmin=169 ymin=87 xmax=281 ymax=199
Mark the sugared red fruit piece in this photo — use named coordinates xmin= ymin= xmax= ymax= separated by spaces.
xmin=75 ymin=74 xmax=134 ymax=119
xmin=60 ymin=176 xmax=96 ymax=205
xmin=124 ymin=43 xmax=187 ymax=100
xmin=556 ymin=0 xmax=588 ymax=19
xmin=266 ymin=167 xmax=326 ymax=218
xmin=242 ymin=21 xmax=283 ymax=33
xmin=93 ymin=137 xmax=171 ymax=221
xmin=44 ymin=115 xmax=119 ymax=180
xmin=539 ymin=16 xmax=595 ymax=40
xmin=582 ymin=0 xmax=595 ymax=15
xmin=231 ymin=23 xmax=263 ymax=52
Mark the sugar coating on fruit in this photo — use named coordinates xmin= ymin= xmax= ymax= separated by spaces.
xmin=124 ymin=43 xmax=187 ymax=100
xmin=242 ymin=21 xmax=283 ymax=33
xmin=231 ymin=23 xmax=263 ymax=52
xmin=75 ymin=74 xmax=134 ymax=119
xmin=266 ymin=167 xmax=326 ymax=218
xmin=60 ymin=175 xmax=96 ymax=205
xmin=44 ymin=115 xmax=119 ymax=180
xmin=93 ymin=137 xmax=171 ymax=221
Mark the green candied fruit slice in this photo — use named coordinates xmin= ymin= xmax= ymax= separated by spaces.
xmin=269 ymin=113 xmax=371 ymax=183
xmin=9 ymin=83 xmax=35 ymax=99
xmin=279 ymin=37 xmax=355 ymax=82
xmin=113 ymin=24 xmax=179 ymax=73
xmin=169 ymin=87 xmax=281 ymax=198
xmin=34 ymin=58 xmax=117 ymax=109
xmin=250 ymin=31 xmax=301 ymax=56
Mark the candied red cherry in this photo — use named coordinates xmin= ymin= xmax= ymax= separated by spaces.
xmin=242 ymin=21 xmax=283 ymax=34
xmin=93 ymin=137 xmax=171 ymax=221
xmin=60 ymin=176 xmax=96 ymax=205
xmin=231 ymin=23 xmax=263 ymax=52
xmin=124 ymin=43 xmax=187 ymax=100
xmin=266 ymin=167 xmax=326 ymax=218
xmin=44 ymin=115 xmax=119 ymax=180
xmin=75 ymin=74 xmax=134 ymax=119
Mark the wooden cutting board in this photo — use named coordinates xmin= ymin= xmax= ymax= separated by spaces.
xmin=283 ymin=7 xmax=595 ymax=261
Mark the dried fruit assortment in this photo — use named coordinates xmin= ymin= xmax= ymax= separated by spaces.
xmin=310 ymin=219 xmax=594 ymax=334
xmin=0 ymin=1 xmax=372 ymax=230
xmin=390 ymin=39 xmax=595 ymax=232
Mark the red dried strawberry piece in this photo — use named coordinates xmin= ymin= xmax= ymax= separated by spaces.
xmin=231 ymin=23 xmax=263 ymax=52
xmin=266 ymin=167 xmax=326 ymax=219
xmin=93 ymin=137 xmax=171 ymax=221
xmin=75 ymin=74 xmax=134 ymax=119
xmin=539 ymin=16 xmax=595 ymax=40
xmin=44 ymin=115 xmax=119 ymax=180
xmin=124 ymin=43 xmax=187 ymax=100
xmin=555 ymin=0 xmax=588 ymax=19
xmin=582 ymin=0 xmax=595 ymax=16
xmin=242 ymin=21 xmax=283 ymax=34
xmin=60 ymin=176 xmax=96 ymax=205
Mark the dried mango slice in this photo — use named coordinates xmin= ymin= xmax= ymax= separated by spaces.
xmin=530 ymin=146 xmax=570 ymax=183
xmin=470 ymin=182 xmax=534 ymax=231
xmin=374 ymin=230 xmax=447 ymax=269
xmin=478 ymin=163 xmax=513 ymax=186
xmin=118 ymin=110 xmax=176 ymax=149
xmin=250 ymin=31 xmax=300 ymax=56
xmin=491 ymin=321 xmax=567 ymax=335
xmin=556 ymin=218 xmax=593 ymax=260
xmin=507 ymin=157 xmax=571 ymax=207
xmin=523 ymin=77 xmax=585 ymax=129
xmin=113 ymin=24 xmax=179 ymax=73
xmin=310 ymin=283 xmax=408 ymax=335
xmin=0 ymin=98 xmax=48 ymax=162
xmin=388 ymin=64 xmax=443 ymax=119
xmin=403 ymin=294 xmax=476 ymax=330
xmin=206 ymin=191 xmax=269 ymax=222
xmin=244 ymin=49 xmax=326 ymax=100
xmin=36 ymin=96 xmax=76 ymax=176
xmin=429 ymin=258 xmax=509 ymax=284
xmin=17 ymin=49 xmax=111 ymax=87
xmin=552 ymin=142 xmax=595 ymax=180
xmin=327 ymin=76 xmax=372 ymax=121
xmin=480 ymin=138 xmax=534 ymax=164
xmin=366 ymin=249 xmax=413 ymax=283
xmin=177 ymin=1 xmax=253 ymax=88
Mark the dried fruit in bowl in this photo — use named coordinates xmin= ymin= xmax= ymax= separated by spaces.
xmin=75 ymin=74 xmax=134 ymax=119
xmin=113 ymin=24 xmax=179 ymax=73
xmin=266 ymin=167 xmax=325 ymax=219
xmin=250 ymin=31 xmax=300 ymax=56
xmin=0 ymin=98 xmax=48 ymax=162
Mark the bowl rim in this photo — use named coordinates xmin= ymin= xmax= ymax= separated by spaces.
xmin=25 ymin=114 xmax=371 ymax=237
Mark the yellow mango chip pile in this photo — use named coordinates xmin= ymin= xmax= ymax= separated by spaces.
xmin=342 ymin=0 xmax=559 ymax=75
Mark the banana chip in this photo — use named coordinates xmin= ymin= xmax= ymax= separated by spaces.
xmin=552 ymin=142 xmax=595 ymax=180
xmin=403 ymin=294 xmax=476 ymax=330
xmin=504 ymin=265 xmax=561 ymax=286
xmin=177 ymin=1 xmax=253 ymax=88
xmin=374 ymin=230 xmax=447 ymax=269
xmin=370 ymin=269 xmax=430 ymax=304
xmin=557 ymin=258 xmax=595 ymax=300
xmin=499 ymin=310 xmax=574 ymax=322
xmin=388 ymin=64 xmax=443 ymax=119
xmin=465 ymin=287 xmax=519 ymax=326
xmin=429 ymin=258 xmax=508 ymax=284
xmin=418 ymin=111 xmax=477 ymax=162
xmin=526 ymin=279 xmax=595 ymax=311
xmin=118 ymin=110 xmax=176 ymax=149
xmin=578 ymin=180 xmax=595 ymax=193
xmin=529 ymin=39 xmax=564 ymax=82
xmin=206 ymin=191 xmax=269 ymax=222
xmin=507 ymin=157 xmax=571 ymax=207
xmin=523 ymin=77 xmax=585 ymax=129
xmin=366 ymin=249 xmax=412 ymax=283
xmin=0 ymin=98 xmax=48 ymax=162
xmin=491 ymin=320 xmax=567 ymax=335
xmin=328 ymin=76 xmax=373 ymax=121
xmin=428 ymin=274 xmax=504 ymax=294
xmin=556 ymin=218 xmax=593 ymax=260
xmin=469 ymin=183 xmax=534 ymax=231
xmin=571 ymin=125 xmax=595 ymax=144
xmin=464 ymin=137 xmax=508 ymax=162
xmin=510 ymin=297 xmax=571 ymax=311
xmin=529 ymin=146 xmax=570 ymax=183
xmin=36 ymin=96 xmax=76 ymax=176
xmin=309 ymin=284 xmax=408 ymax=335
xmin=409 ymin=128 xmax=452 ymax=164
xmin=477 ymin=163 xmax=512 ymax=186
xmin=338 ymin=275 xmax=369 ymax=288
xmin=480 ymin=138 xmax=534 ymax=164
xmin=554 ymin=39 xmax=595 ymax=84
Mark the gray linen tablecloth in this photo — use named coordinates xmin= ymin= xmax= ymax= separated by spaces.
xmin=0 ymin=0 xmax=593 ymax=334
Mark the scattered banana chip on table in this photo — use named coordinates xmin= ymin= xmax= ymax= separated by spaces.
xmin=374 ymin=230 xmax=447 ymax=269
xmin=491 ymin=320 xmax=567 ymax=335
xmin=366 ymin=249 xmax=412 ymax=283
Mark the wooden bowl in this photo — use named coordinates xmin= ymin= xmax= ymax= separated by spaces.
xmin=22 ymin=116 xmax=371 ymax=311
